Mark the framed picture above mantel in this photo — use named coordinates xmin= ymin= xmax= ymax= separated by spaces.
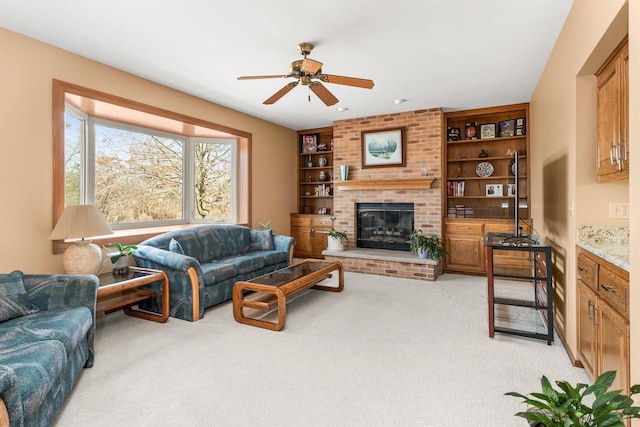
xmin=361 ymin=127 xmax=405 ymax=168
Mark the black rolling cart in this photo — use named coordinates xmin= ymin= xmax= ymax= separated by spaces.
xmin=484 ymin=232 xmax=554 ymax=345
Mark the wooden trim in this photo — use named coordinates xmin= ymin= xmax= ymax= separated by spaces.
xmin=335 ymin=178 xmax=435 ymax=191
xmin=187 ymin=267 xmax=200 ymax=321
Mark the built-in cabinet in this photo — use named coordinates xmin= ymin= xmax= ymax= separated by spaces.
xmin=292 ymin=127 xmax=334 ymax=259
xmin=576 ymin=247 xmax=630 ymax=394
xmin=442 ymin=103 xmax=531 ymax=274
xmin=596 ymin=38 xmax=629 ymax=183
xmin=290 ymin=214 xmax=333 ymax=258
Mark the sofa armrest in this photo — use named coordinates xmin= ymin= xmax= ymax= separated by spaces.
xmin=0 ymin=368 xmax=23 ymax=427
xmin=22 ymin=274 xmax=99 ymax=367
xmin=132 ymin=245 xmax=204 ymax=321
xmin=273 ymin=234 xmax=296 ymax=265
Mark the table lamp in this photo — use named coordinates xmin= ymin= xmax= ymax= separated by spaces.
xmin=49 ymin=204 xmax=114 ymax=275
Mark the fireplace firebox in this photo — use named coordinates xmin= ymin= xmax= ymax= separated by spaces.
xmin=356 ymin=203 xmax=414 ymax=251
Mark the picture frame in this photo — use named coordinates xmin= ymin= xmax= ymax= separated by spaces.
xmin=498 ymin=120 xmax=515 ymax=137
xmin=301 ymin=134 xmax=318 ymax=153
xmin=486 ymin=184 xmax=503 ymax=197
xmin=480 ymin=123 xmax=496 ymax=139
xmin=361 ymin=127 xmax=405 ymax=168
xmin=447 ymin=127 xmax=461 ymax=141
xmin=508 ymin=184 xmax=516 ymax=197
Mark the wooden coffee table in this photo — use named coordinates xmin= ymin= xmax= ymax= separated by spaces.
xmin=233 ymin=259 xmax=343 ymax=331
xmin=97 ymin=267 xmax=169 ymax=323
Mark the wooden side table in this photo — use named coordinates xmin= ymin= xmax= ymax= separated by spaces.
xmin=97 ymin=267 xmax=169 ymax=323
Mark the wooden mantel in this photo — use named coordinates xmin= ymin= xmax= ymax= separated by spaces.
xmin=335 ymin=177 xmax=436 ymax=191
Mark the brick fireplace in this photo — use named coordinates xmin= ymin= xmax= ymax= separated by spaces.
xmin=322 ymin=108 xmax=444 ymax=280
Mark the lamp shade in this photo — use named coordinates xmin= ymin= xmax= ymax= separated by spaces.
xmin=50 ymin=205 xmax=113 ymax=275
xmin=49 ymin=204 xmax=113 ymax=241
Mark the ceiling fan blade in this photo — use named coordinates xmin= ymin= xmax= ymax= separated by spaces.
xmin=301 ymin=58 xmax=323 ymax=74
xmin=320 ymin=74 xmax=375 ymax=89
xmin=237 ymin=75 xmax=290 ymax=80
xmin=263 ymin=81 xmax=299 ymax=105
xmin=309 ymin=82 xmax=339 ymax=106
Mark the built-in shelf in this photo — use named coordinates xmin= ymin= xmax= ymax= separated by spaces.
xmin=335 ymin=178 xmax=436 ymax=191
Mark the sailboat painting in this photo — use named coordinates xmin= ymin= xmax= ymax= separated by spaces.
xmin=361 ymin=127 xmax=405 ymax=168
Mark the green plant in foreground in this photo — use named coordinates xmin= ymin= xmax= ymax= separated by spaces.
xmin=107 ymin=242 xmax=138 ymax=264
xmin=506 ymin=370 xmax=640 ymax=427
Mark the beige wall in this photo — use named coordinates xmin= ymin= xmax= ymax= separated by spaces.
xmin=0 ymin=27 xmax=297 ymax=274
xmin=531 ymin=0 xmax=638 ymax=405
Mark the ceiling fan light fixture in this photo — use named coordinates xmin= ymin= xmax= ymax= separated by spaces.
xmin=394 ymin=98 xmax=406 ymax=105
xmin=337 ymin=107 xmax=349 ymax=112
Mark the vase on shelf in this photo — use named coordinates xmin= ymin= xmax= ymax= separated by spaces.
xmin=307 ymin=156 xmax=313 ymax=168
xmin=318 ymin=155 xmax=327 ymax=167
xmin=318 ymin=171 xmax=327 ymax=182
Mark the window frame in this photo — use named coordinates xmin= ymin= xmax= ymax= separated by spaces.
xmin=52 ymin=80 xmax=251 ymax=254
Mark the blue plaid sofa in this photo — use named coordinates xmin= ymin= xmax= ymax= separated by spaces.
xmin=133 ymin=225 xmax=295 ymax=321
xmin=0 ymin=271 xmax=98 ymax=427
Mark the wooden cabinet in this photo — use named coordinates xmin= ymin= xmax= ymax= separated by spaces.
xmin=576 ymin=247 xmax=630 ymax=393
xmin=442 ymin=104 xmax=531 ymax=274
xmin=444 ymin=220 xmax=485 ymax=273
xmin=290 ymin=214 xmax=333 ymax=258
xmin=596 ymin=38 xmax=629 ymax=183
xmin=297 ymin=127 xmax=334 ymax=215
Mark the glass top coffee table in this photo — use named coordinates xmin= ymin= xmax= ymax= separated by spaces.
xmin=232 ymin=259 xmax=343 ymax=331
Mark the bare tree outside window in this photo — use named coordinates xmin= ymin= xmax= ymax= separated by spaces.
xmin=194 ymin=141 xmax=232 ymax=219
xmin=94 ymin=125 xmax=184 ymax=224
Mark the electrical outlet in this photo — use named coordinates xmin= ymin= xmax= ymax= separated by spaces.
xmin=609 ymin=202 xmax=630 ymax=218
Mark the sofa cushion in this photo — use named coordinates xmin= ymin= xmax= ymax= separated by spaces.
xmin=169 ymin=238 xmax=185 ymax=255
xmin=0 ymin=340 xmax=66 ymax=421
xmin=200 ymin=263 xmax=237 ymax=285
xmin=0 ymin=271 xmax=39 ymax=322
xmin=0 ymin=308 xmax=92 ymax=358
xmin=230 ymin=254 xmax=267 ymax=275
xmin=250 ymin=229 xmax=274 ymax=251
xmin=260 ymin=250 xmax=290 ymax=266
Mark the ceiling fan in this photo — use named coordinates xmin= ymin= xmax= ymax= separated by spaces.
xmin=237 ymin=42 xmax=374 ymax=106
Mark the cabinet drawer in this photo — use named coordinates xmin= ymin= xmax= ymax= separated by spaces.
xmin=291 ymin=217 xmax=311 ymax=227
xmin=312 ymin=217 xmax=334 ymax=228
xmin=577 ymin=253 xmax=598 ymax=292
xmin=446 ymin=222 xmax=483 ymax=235
xmin=599 ymin=266 xmax=629 ymax=318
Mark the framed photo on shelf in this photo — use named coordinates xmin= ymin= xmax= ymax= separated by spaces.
xmin=361 ymin=127 xmax=405 ymax=168
xmin=515 ymin=117 xmax=526 ymax=136
xmin=480 ymin=123 xmax=496 ymax=139
xmin=498 ymin=120 xmax=515 ymax=137
xmin=301 ymin=134 xmax=318 ymax=153
xmin=447 ymin=127 xmax=461 ymax=141
xmin=486 ymin=184 xmax=503 ymax=197
xmin=508 ymin=184 xmax=516 ymax=197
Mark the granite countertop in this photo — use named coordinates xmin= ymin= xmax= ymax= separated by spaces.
xmin=576 ymin=226 xmax=629 ymax=271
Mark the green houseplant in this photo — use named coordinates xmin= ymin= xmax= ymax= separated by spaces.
xmin=107 ymin=242 xmax=138 ymax=275
xmin=327 ymin=229 xmax=347 ymax=251
xmin=409 ymin=230 xmax=446 ymax=260
xmin=506 ymin=370 xmax=640 ymax=427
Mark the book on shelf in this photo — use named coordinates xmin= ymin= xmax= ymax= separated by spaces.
xmin=447 ymin=180 xmax=465 ymax=197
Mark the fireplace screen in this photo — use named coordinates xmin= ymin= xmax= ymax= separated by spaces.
xmin=357 ymin=203 xmax=414 ymax=251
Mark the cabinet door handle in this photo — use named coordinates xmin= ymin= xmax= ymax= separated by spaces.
xmin=610 ymin=143 xmax=615 ymax=165
xmin=578 ymin=266 xmax=587 ymax=273
xmin=588 ymin=300 xmax=594 ymax=322
xmin=601 ymin=284 xmax=614 ymax=293
xmin=616 ymin=142 xmax=622 ymax=170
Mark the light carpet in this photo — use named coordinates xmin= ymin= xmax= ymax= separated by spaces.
xmin=54 ymin=272 xmax=589 ymax=426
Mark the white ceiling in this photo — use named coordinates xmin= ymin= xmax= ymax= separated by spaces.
xmin=0 ymin=0 xmax=574 ymax=131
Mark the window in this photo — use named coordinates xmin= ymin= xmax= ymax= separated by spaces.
xmin=53 ymin=80 xmax=251 ymax=253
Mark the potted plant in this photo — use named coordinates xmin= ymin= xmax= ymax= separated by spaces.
xmin=327 ymin=229 xmax=347 ymax=251
xmin=409 ymin=230 xmax=447 ymax=260
xmin=505 ymin=370 xmax=640 ymax=427
xmin=107 ymin=242 xmax=138 ymax=275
